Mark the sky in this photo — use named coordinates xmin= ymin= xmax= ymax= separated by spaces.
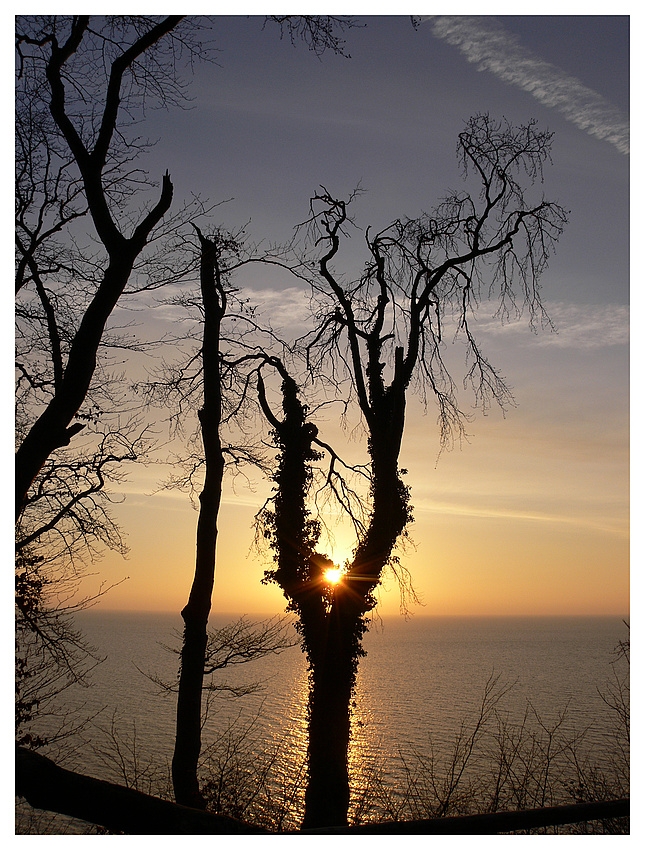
xmin=31 ymin=10 xmax=629 ymax=618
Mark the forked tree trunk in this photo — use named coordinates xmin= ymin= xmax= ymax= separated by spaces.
xmin=260 ymin=361 xmax=410 ymax=829
xmin=16 ymin=17 xmax=176 ymax=520
xmin=302 ymin=413 xmax=409 ymax=827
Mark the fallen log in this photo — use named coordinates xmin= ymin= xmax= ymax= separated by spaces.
xmin=16 ymin=746 xmax=268 ymax=834
xmin=303 ymin=797 xmax=630 ymax=834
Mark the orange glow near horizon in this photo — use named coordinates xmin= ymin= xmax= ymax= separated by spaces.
xmin=82 ymin=362 xmax=629 ymax=621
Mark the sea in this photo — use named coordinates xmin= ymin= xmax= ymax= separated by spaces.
xmin=16 ymin=612 xmax=628 ymax=833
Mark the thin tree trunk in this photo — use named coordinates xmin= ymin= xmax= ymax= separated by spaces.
xmin=172 ymin=410 xmax=224 ymax=807
xmin=172 ymin=230 xmax=226 ymax=808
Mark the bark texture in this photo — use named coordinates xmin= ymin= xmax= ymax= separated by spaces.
xmin=258 ymin=365 xmax=408 ymax=828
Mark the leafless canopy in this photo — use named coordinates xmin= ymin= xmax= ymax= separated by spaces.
xmin=303 ymin=115 xmax=568 ymax=450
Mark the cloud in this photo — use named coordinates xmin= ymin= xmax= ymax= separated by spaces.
xmin=539 ymin=302 xmax=629 ymax=348
xmin=414 ymin=496 xmax=628 ymax=537
xmin=237 ymin=285 xmax=312 ymax=329
xmin=419 ymin=16 xmax=629 ymax=155
xmin=476 ymin=302 xmax=629 ymax=349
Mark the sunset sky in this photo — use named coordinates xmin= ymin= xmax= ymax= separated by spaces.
xmin=83 ymin=12 xmax=629 ymax=618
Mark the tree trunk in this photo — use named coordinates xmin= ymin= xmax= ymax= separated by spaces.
xmin=301 ymin=593 xmax=366 ymax=829
xmin=258 ymin=359 xmax=409 ymax=828
xmin=15 ymin=254 xmax=138 ymax=520
xmin=172 ymin=615 xmax=211 ymax=808
xmin=172 ymin=231 xmax=225 ymax=808
xmin=17 ymin=13 xmax=175 ymax=517
xmin=303 ymin=626 xmax=354 ymax=827
xmin=172 ymin=417 xmax=224 ymax=807
xmin=300 ymin=427 xmax=409 ymax=828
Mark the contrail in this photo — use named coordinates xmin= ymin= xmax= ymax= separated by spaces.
xmin=418 ymin=16 xmax=629 ymax=155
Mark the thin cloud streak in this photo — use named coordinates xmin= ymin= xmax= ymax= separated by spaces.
xmin=116 ymin=485 xmax=266 ymax=511
xmin=474 ymin=302 xmax=629 ymax=349
xmin=152 ymin=289 xmax=628 ymax=349
xmin=419 ymin=16 xmax=629 ymax=155
xmin=237 ymin=292 xmax=628 ymax=349
xmin=414 ymin=498 xmax=627 ymax=537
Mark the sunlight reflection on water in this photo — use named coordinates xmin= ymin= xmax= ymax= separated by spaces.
xmin=26 ymin=612 xmax=626 ymax=829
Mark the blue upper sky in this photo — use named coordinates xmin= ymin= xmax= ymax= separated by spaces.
xmin=141 ymin=14 xmax=628 ymax=313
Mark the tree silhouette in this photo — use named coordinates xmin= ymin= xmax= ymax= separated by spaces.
xmin=15 ymin=13 xmax=354 ymax=783
xmin=258 ymin=115 xmax=568 ymax=827
xmin=171 ymin=226 xmax=229 ymax=808
xmin=14 ymin=15 xmax=207 ymax=753
xmin=16 ymin=16 xmax=579 ymax=835
xmin=14 ymin=16 xmax=189 ymax=519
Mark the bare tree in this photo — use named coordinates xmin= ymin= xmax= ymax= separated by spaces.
xmin=14 ymin=16 xmax=210 ymax=760
xmin=13 ymin=16 xmax=198 ymax=518
xmin=14 ymin=10 xmax=354 ymax=824
xmin=257 ymin=115 xmax=568 ymax=828
xmin=169 ymin=226 xmax=231 ymax=808
xmin=156 ymin=224 xmax=308 ymax=807
xmin=263 ymin=15 xmax=358 ymax=57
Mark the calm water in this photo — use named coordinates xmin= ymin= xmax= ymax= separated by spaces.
xmin=21 ymin=611 xmax=627 ymax=831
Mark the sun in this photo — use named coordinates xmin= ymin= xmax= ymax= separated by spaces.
xmin=323 ymin=566 xmax=344 ymax=585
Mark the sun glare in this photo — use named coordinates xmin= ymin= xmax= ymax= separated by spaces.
xmin=323 ymin=566 xmax=344 ymax=585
